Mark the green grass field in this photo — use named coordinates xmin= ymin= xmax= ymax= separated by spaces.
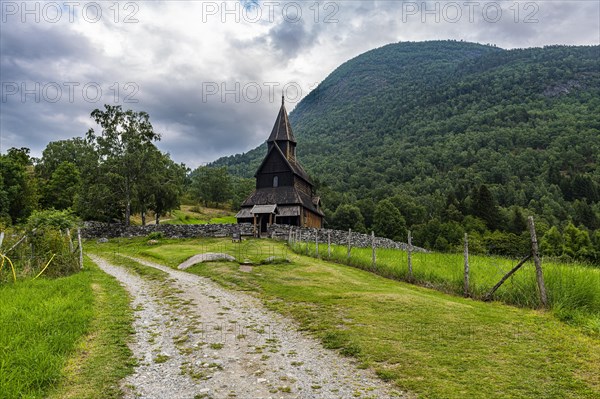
xmin=88 ymin=237 xmax=600 ymax=398
xmin=292 ymin=241 xmax=600 ymax=334
xmin=0 ymin=258 xmax=134 ymax=399
xmin=162 ymin=206 xmax=236 ymax=225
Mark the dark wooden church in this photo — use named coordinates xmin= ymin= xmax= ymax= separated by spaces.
xmin=236 ymin=97 xmax=324 ymax=233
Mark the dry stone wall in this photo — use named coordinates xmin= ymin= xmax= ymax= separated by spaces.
xmin=81 ymin=222 xmax=427 ymax=252
xmin=81 ymin=222 xmax=254 ymax=239
xmin=267 ymin=224 xmax=428 ymax=253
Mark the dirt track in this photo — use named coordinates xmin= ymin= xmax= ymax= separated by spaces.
xmin=88 ymin=254 xmax=404 ymax=399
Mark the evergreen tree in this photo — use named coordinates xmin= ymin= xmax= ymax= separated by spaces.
xmin=471 ymin=184 xmax=503 ymax=231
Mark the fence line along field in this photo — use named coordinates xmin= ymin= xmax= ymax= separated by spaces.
xmin=291 ymin=238 xmax=600 ymax=335
xmin=85 ymin=236 xmax=600 ymax=399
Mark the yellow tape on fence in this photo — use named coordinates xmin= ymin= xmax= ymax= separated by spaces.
xmin=0 ymin=254 xmax=17 ymax=283
xmin=34 ymin=254 xmax=56 ymax=280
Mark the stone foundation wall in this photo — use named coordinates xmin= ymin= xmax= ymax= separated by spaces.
xmin=81 ymin=222 xmax=427 ymax=253
xmin=267 ymin=224 xmax=428 ymax=253
xmin=80 ymin=222 xmax=254 ymax=239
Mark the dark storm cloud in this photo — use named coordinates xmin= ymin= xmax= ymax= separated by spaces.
xmin=137 ymin=75 xmax=281 ymax=168
xmin=266 ymin=19 xmax=321 ymax=59
xmin=1 ymin=0 xmax=599 ymax=169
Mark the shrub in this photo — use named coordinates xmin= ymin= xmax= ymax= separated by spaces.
xmin=26 ymin=209 xmax=78 ymax=230
xmin=1 ymin=226 xmax=79 ymax=280
xmin=147 ymin=231 xmax=164 ymax=240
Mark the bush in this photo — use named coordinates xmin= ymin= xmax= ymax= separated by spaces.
xmin=26 ymin=209 xmax=78 ymax=230
xmin=1 ymin=227 xmax=79 ymax=281
xmin=147 ymin=231 xmax=164 ymax=240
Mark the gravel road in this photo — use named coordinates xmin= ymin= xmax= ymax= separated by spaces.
xmin=88 ymin=254 xmax=406 ymax=399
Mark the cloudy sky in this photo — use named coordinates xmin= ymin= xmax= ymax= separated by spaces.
xmin=1 ymin=0 xmax=598 ymax=168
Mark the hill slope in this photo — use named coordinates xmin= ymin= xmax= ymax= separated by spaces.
xmin=213 ymin=41 xmax=600 ymax=237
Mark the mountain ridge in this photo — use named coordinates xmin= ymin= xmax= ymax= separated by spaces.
xmin=212 ymin=40 xmax=600 ymax=237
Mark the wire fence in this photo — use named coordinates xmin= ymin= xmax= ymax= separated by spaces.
xmin=0 ymin=228 xmax=82 ymax=282
xmin=289 ymin=232 xmax=600 ymax=314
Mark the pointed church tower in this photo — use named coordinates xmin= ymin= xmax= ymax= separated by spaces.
xmin=236 ymin=96 xmax=324 ymax=234
xmin=267 ymin=96 xmax=297 ymax=161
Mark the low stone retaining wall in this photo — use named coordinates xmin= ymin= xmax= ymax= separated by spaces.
xmin=81 ymin=222 xmax=254 ymax=239
xmin=267 ymin=224 xmax=428 ymax=253
xmin=81 ymin=222 xmax=427 ymax=253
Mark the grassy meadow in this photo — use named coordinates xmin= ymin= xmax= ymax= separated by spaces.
xmin=128 ymin=205 xmax=237 ymax=226
xmin=292 ymin=241 xmax=600 ymax=334
xmin=162 ymin=205 xmax=236 ymax=225
xmin=0 ymin=258 xmax=134 ymax=399
xmin=88 ymin=237 xmax=600 ymax=398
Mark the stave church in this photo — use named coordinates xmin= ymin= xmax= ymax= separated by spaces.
xmin=236 ymin=97 xmax=324 ymax=234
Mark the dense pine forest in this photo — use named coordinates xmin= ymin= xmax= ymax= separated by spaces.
xmin=213 ymin=41 xmax=600 ymax=261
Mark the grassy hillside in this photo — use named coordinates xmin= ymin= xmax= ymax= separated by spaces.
xmin=212 ymin=41 xmax=600 ymax=249
xmin=88 ymin=237 xmax=600 ymax=398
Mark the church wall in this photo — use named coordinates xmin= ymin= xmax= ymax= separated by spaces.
xmin=303 ymin=209 xmax=323 ymax=228
xmin=257 ymin=171 xmax=294 ymax=188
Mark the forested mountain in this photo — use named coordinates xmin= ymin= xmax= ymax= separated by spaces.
xmin=213 ymin=41 xmax=600 ymax=257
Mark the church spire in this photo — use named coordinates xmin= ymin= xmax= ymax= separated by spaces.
xmin=267 ymin=95 xmax=297 ymax=160
xmin=268 ymin=95 xmax=296 ymax=144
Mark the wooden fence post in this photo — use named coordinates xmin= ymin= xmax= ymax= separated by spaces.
xmin=288 ymin=228 xmax=292 ymax=246
xmin=66 ymin=228 xmax=74 ymax=253
xmin=327 ymin=230 xmax=331 ymax=259
xmin=0 ymin=231 xmax=4 ymax=251
xmin=77 ymin=228 xmax=84 ymax=269
xmin=407 ymin=230 xmax=413 ymax=281
xmin=485 ymin=254 xmax=531 ymax=301
xmin=463 ymin=233 xmax=470 ymax=297
xmin=315 ymin=231 xmax=319 ymax=258
xmin=305 ymin=232 xmax=309 ymax=255
xmin=371 ymin=231 xmax=376 ymax=269
xmin=347 ymin=228 xmax=352 ymax=259
xmin=528 ymin=217 xmax=548 ymax=308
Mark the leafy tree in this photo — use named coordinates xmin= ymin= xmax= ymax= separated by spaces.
xmin=150 ymin=155 xmax=187 ymax=225
xmin=373 ymin=199 xmax=406 ymax=240
xmin=36 ymin=138 xmax=96 ymax=180
xmin=390 ymin=194 xmax=427 ymax=226
xmin=483 ymin=231 xmax=529 ymax=257
xmin=330 ymin=204 xmax=365 ymax=232
xmin=540 ymin=226 xmax=563 ymax=257
xmin=190 ymin=166 xmax=232 ymax=207
xmin=27 ymin=209 xmax=78 ymax=230
xmin=0 ymin=148 xmax=38 ymax=224
xmin=573 ymin=199 xmax=599 ymax=230
xmin=562 ymin=223 xmax=594 ymax=259
xmin=42 ymin=162 xmax=81 ymax=210
xmin=85 ymin=105 xmax=161 ymax=225
xmin=441 ymin=193 xmax=464 ymax=222
xmin=355 ymin=198 xmax=375 ymax=228
xmin=231 ymin=176 xmax=256 ymax=210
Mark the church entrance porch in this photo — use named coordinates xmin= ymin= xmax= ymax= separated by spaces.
xmin=250 ymin=205 xmax=278 ymax=236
